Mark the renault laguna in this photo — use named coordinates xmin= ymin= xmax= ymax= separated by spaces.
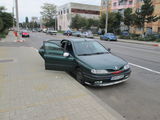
xmin=39 ymin=39 xmax=131 ymax=86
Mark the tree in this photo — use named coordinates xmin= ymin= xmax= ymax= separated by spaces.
xmin=86 ymin=18 xmax=99 ymax=29
xmin=0 ymin=17 xmax=4 ymax=31
xmin=0 ymin=12 xmax=13 ymax=31
xmin=25 ymin=17 xmax=29 ymax=23
xmin=70 ymin=14 xmax=82 ymax=30
xmin=40 ymin=3 xmax=57 ymax=26
xmin=124 ymin=8 xmax=134 ymax=31
xmin=0 ymin=6 xmax=6 ymax=12
xmin=100 ymin=12 xmax=122 ymax=33
xmin=134 ymin=0 xmax=160 ymax=34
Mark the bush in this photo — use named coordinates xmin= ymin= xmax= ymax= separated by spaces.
xmin=130 ymin=33 xmax=140 ymax=40
xmin=0 ymin=33 xmax=6 ymax=38
xmin=119 ymin=35 xmax=131 ymax=39
xmin=137 ymin=35 xmax=157 ymax=41
xmin=156 ymin=38 xmax=160 ymax=42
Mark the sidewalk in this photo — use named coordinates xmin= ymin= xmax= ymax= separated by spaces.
xmin=94 ymin=36 xmax=160 ymax=47
xmin=118 ymin=39 xmax=160 ymax=47
xmin=0 ymin=39 xmax=125 ymax=119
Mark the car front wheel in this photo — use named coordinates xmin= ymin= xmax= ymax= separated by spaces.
xmin=76 ymin=68 xmax=85 ymax=85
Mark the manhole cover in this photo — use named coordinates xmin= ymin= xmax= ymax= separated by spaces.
xmin=0 ymin=59 xmax=14 ymax=63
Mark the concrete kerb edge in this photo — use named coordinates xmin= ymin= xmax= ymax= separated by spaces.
xmin=118 ymin=39 xmax=160 ymax=47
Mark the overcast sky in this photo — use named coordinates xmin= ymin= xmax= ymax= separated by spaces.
xmin=0 ymin=0 xmax=100 ymax=22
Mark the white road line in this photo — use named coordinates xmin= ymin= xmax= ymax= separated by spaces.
xmin=129 ymin=63 xmax=160 ymax=75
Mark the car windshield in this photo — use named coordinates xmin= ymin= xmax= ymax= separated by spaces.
xmin=74 ymin=41 xmax=108 ymax=56
xmin=106 ymin=33 xmax=114 ymax=36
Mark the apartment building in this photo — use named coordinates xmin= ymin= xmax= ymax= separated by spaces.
xmin=101 ymin=0 xmax=160 ymax=33
xmin=57 ymin=2 xmax=100 ymax=31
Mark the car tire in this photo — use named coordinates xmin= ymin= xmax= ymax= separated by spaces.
xmin=76 ymin=68 xmax=85 ymax=85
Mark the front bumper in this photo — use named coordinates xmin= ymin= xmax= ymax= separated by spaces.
xmin=22 ymin=35 xmax=29 ymax=37
xmin=83 ymin=69 xmax=131 ymax=86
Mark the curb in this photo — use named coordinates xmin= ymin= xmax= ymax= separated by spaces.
xmin=118 ymin=39 xmax=160 ymax=47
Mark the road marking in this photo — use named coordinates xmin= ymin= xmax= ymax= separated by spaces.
xmin=129 ymin=63 xmax=160 ymax=75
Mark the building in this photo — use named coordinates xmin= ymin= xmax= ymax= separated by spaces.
xmin=101 ymin=0 xmax=160 ymax=33
xmin=57 ymin=2 xmax=100 ymax=31
xmin=100 ymin=0 xmax=112 ymax=15
xmin=134 ymin=0 xmax=160 ymax=33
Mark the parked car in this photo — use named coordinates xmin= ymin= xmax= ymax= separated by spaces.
xmin=37 ymin=28 xmax=42 ymax=32
xmin=100 ymin=33 xmax=117 ymax=41
xmin=46 ymin=28 xmax=57 ymax=35
xmin=63 ymin=30 xmax=72 ymax=36
xmin=21 ymin=30 xmax=30 ymax=37
xmin=39 ymin=38 xmax=131 ymax=86
xmin=72 ymin=31 xmax=82 ymax=37
xmin=42 ymin=28 xmax=47 ymax=33
xmin=121 ymin=31 xmax=130 ymax=36
xmin=32 ymin=29 xmax=37 ymax=32
xmin=81 ymin=31 xmax=94 ymax=38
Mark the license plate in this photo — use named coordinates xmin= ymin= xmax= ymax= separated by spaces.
xmin=111 ymin=75 xmax=124 ymax=80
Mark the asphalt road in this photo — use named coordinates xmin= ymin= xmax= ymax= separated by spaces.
xmin=24 ymin=32 xmax=160 ymax=120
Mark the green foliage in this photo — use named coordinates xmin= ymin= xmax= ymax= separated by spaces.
xmin=40 ymin=3 xmax=57 ymax=24
xmin=0 ymin=33 xmax=6 ymax=38
xmin=99 ymin=12 xmax=122 ymax=33
xmin=124 ymin=8 xmax=134 ymax=31
xmin=0 ymin=17 xmax=4 ymax=31
xmin=99 ymin=13 xmax=106 ymax=29
xmin=45 ymin=19 xmax=55 ymax=28
xmin=134 ymin=0 xmax=160 ymax=33
xmin=119 ymin=35 xmax=131 ymax=39
xmin=0 ymin=13 xmax=13 ymax=30
xmin=0 ymin=6 xmax=13 ymax=33
xmin=70 ymin=15 xmax=99 ymax=30
xmin=156 ymin=39 xmax=160 ymax=42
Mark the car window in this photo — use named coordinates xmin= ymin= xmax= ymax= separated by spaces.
xmin=74 ymin=41 xmax=108 ymax=56
xmin=44 ymin=42 xmax=63 ymax=55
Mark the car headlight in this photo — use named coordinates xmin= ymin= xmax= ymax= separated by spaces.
xmin=91 ymin=69 xmax=109 ymax=74
xmin=124 ymin=64 xmax=130 ymax=70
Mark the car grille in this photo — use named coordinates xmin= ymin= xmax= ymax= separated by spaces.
xmin=106 ymin=66 xmax=124 ymax=72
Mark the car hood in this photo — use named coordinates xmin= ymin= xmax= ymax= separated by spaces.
xmin=77 ymin=54 xmax=127 ymax=70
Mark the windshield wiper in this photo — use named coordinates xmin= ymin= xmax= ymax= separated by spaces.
xmin=91 ymin=52 xmax=108 ymax=55
xmin=78 ymin=52 xmax=108 ymax=56
xmin=78 ymin=53 xmax=94 ymax=56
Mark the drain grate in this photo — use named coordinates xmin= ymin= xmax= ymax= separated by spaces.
xmin=0 ymin=59 xmax=14 ymax=63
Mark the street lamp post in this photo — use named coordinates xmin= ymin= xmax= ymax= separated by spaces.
xmin=15 ymin=0 xmax=20 ymax=38
xmin=105 ymin=0 xmax=109 ymax=33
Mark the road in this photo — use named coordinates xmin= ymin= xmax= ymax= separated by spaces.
xmin=24 ymin=32 xmax=160 ymax=120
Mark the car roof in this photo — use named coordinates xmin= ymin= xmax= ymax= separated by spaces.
xmin=47 ymin=38 xmax=95 ymax=43
xmin=63 ymin=38 xmax=94 ymax=42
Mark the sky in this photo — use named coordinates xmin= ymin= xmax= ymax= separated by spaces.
xmin=0 ymin=0 xmax=100 ymax=22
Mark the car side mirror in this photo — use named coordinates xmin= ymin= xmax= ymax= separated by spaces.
xmin=63 ymin=52 xmax=70 ymax=57
xmin=107 ymin=48 xmax=111 ymax=53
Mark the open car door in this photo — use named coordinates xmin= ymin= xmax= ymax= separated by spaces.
xmin=43 ymin=41 xmax=76 ymax=71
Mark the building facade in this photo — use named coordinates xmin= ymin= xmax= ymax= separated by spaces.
xmin=57 ymin=2 xmax=100 ymax=31
xmin=101 ymin=0 xmax=160 ymax=33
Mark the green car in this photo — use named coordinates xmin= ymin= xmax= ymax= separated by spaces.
xmin=39 ymin=38 xmax=131 ymax=86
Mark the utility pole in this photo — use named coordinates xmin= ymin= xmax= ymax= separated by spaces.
xmin=15 ymin=0 xmax=20 ymax=36
xmin=12 ymin=7 xmax=14 ymax=28
xmin=105 ymin=0 xmax=109 ymax=33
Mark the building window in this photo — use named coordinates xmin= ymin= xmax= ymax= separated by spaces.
xmin=63 ymin=9 xmax=65 ymax=14
xmin=129 ymin=1 xmax=133 ymax=5
xmin=158 ymin=27 xmax=160 ymax=33
xmin=113 ymin=2 xmax=117 ymax=6
xmin=61 ymin=10 xmax=62 ymax=15
xmin=67 ymin=9 xmax=69 ymax=13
